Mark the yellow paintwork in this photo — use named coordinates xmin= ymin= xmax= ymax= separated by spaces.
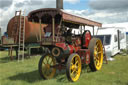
xmin=94 ymin=40 xmax=103 ymax=70
xmin=41 ymin=55 xmax=56 ymax=79
xmin=70 ymin=54 xmax=81 ymax=82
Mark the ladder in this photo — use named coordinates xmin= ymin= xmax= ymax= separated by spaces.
xmin=103 ymin=45 xmax=108 ymax=64
xmin=18 ymin=10 xmax=25 ymax=61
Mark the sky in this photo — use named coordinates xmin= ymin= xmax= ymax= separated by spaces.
xmin=0 ymin=0 xmax=128 ymax=33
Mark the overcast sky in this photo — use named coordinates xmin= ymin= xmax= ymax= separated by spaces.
xmin=0 ymin=0 xmax=128 ymax=33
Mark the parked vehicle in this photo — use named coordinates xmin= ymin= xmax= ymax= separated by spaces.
xmin=28 ymin=8 xmax=103 ymax=82
xmin=126 ymin=32 xmax=128 ymax=44
xmin=0 ymin=28 xmax=1 ymax=44
xmin=126 ymin=32 xmax=128 ymax=51
xmin=95 ymin=27 xmax=127 ymax=60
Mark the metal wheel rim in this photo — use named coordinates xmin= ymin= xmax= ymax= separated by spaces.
xmin=41 ymin=55 xmax=56 ymax=79
xmin=94 ymin=40 xmax=103 ymax=70
xmin=70 ymin=54 xmax=81 ymax=81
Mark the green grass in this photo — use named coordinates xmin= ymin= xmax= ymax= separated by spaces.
xmin=0 ymin=51 xmax=128 ymax=85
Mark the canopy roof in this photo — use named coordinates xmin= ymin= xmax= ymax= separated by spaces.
xmin=28 ymin=8 xmax=102 ymax=27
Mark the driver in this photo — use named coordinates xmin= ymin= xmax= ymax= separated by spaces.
xmin=66 ymin=28 xmax=72 ymax=44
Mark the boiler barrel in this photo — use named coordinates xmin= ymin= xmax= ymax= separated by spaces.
xmin=7 ymin=16 xmax=46 ymax=43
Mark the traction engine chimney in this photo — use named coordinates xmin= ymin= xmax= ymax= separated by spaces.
xmin=56 ymin=0 xmax=63 ymax=9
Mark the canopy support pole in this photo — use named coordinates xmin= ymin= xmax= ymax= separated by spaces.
xmin=52 ymin=17 xmax=55 ymax=42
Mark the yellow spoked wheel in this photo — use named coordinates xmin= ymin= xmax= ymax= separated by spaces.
xmin=38 ymin=54 xmax=56 ymax=79
xmin=88 ymin=38 xmax=103 ymax=71
xmin=66 ymin=53 xmax=81 ymax=82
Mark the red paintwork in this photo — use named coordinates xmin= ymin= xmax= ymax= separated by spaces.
xmin=55 ymin=43 xmax=68 ymax=50
xmin=56 ymin=38 xmax=82 ymax=54
xmin=73 ymin=46 xmax=80 ymax=52
xmin=55 ymin=42 xmax=82 ymax=54
xmin=83 ymin=31 xmax=91 ymax=48
xmin=85 ymin=50 xmax=90 ymax=64
xmin=77 ymin=49 xmax=90 ymax=64
xmin=68 ymin=45 xmax=74 ymax=54
xmin=75 ymin=38 xmax=81 ymax=46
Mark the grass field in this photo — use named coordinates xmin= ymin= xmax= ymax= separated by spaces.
xmin=0 ymin=51 xmax=128 ymax=85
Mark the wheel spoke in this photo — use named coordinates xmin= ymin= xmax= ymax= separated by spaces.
xmin=96 ymin=41 xmax=100 ymax=46
xmin=46 ymin=56 xmax=50 ymax=63
xmin=75 ymin=61 xmax=78 ymax=66
xmin=49 ymin=58 xmax=53 ymax=65
xmin=88 ymin=38 xmax=103 ymax=71
xmin=97 ymin=51 xmax=102 ymax=54
xmin=48 ymin=56 xmax=51 ymax=63
xmin=94 ymin=56 xmax=97 ymax=61
xmin=39 ymin=54 xmax=56 ymax=79
xmin=44 ymin=57 xmax=48 ymax=64
xmin=42 ymin=61 xmax=46 ymax=65
xmin=96 ymin=48 xmax=99 ymax=52
xmin=71 ymin=69 xmax=75 ymax=75
xmin=71 ymin=68 xmax=77 ymax=77
xmin=66 ymin=54 xmax=82 ymax=82
xmin=96 ymin=55 xmax=99 ymax=60
xmin=71 ymin=64 xmax=75 ymax=70
xmin=94 ymin=52 xmax=97 ymax=57
xmin=71 ymin=62 xmax=79 ymax=77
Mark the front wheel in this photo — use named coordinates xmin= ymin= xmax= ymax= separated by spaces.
xmin=38 ymin=54 xmax=56 ymax=79
xmin=66 ymin=53 xmax=82 ymax=82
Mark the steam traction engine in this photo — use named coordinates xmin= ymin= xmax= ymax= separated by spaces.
xmin=28 ymin=8 xmax=103 ymax=82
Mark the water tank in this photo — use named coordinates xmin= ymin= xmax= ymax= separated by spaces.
xmin=7 ymin=16 xmax=46 ymax=43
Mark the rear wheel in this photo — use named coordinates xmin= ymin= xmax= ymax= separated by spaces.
xmin=88 ymin=38 xmax=103 ymax=71
xmin=66 ymin=53 xmax=81 ymax=82
xmin=38 ymin=54 xmax=56 ymax=79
